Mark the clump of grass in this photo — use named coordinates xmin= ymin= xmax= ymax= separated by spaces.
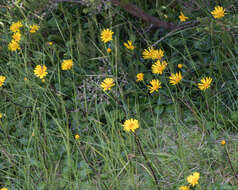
xmin=0 ymin=0 xmax=238 ymax=189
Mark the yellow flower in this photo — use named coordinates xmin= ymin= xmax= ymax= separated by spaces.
xmin=123 ymin=118 xmax=139 ymax=132
xmin=75 ymin=134 xmax=80 ymax=140
xmin=178 ymin=64 xmax=183 ymax=69
xmin=147 ymin=79 xmax=162 ymax=93
xmin=221 ymin=140 xmax=226 ymax=145
xmin=12 ymin=31 xmax=21 ymax=42
xmin=10 ymin=21 xmax=23 ymax=32
xmin=187 ymin=172 xmax=200 ymax=187
xmin=169 ymin=72 xmax=183 ymax=85
xmin=179 ymin=186 xmax=189 ymax=190
xmin=101 ymin=28 xmax=114 ymax=43
xmin=152 ymin=60 xmax=167 ymax=74
xmin=142 ymin=47 xmax=154 ymax=59
xmin=211 ymin=6 xmax=226 ymax=19
xmin=29 ymin=24 xmax=40 ymax=33
xmin=34 ymin=65 xmax=47 ymax=79
xmin=0 ymin=113 xmax=3 ymax=119
xmin=48 ymin=41 xmax=53 ymax=46
xmin=124 ymin=40 xmax=135 ymax=50
xmin=1 ymin=188 xmax=8 ymax=190
xmin=61 ymin=59 xmax=73 ymax=70
xmin=107 ymin=48 xmax=112 ymax=53
xmin=100 ymin=78 xmax=115 ymax=91
xmin=152 ymin=49 xmax=164 ymax=60
xmin=8 ymin=40 xmax=20 ymax=51
xmin=179 ymin=12 xmax=188 ymax=22
xmin=198 ymin=77 xmax=212 ymax=91
xmin=143 ymin=47 xmax=164 ymax=60
xmin=136 ymin=73 xmax=144 ymax=82
xmin=0 ymin=76 xmax=6 ymax=87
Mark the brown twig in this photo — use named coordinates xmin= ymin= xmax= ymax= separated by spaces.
xmin=134 ymin=133 xmax=160 ymax=190
xmin=111 ymin=0 xmax=176 ymax=30
xmin=224 ymin=144 xmax=238 ymax=180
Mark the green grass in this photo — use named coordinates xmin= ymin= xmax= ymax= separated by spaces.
xmin=0 ymin=0 xmax=238 ymax=189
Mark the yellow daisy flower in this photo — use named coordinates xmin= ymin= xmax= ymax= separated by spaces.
xmin=124 ymin=40 xmax=135 ymax=50
xmin=147 ymin=79 xmax=162 ymax=93
xmin=123 ymin=118 xmax=139 ymax=132
xmin=143 ymin=47 xmax=164 ymax=60
xmin=12 ymin=31 xmax=21 ymax=42
xmin=187 ymin=172 xmax=200 ymax=187
xmin=211 ymin=6 xmax=226 ymax=19
xmin=100 ymin=78 xmax=115 ymax=91
xmin=142 ymin=47 xmax=154 ymax=59
xmin=179 ymin=186 xmax=189 ymax=190
xmin=48 ymin=41 xmax=53 ymax=46
xmin=152 ymin=49 xmax=164 ymax=60
xmin=10 ymin=21 xmax=23 ymax=33
xmin=221 ymin=140 xmax=226 ymax=145
xmin=152 ymin=60 xmax=167 ymax=74
xmin=136 ymin=73 xmax=144 ymax=82
xmin=34 ymin=65 xmax=48 ymax=79
xmin=0 ymin=76 xmax=6 ymax=87
xmin=29 ymin=24 xmax=40 ymax=33
xmin=0 ymin=188 xmax=8 ymax=190
xmin=75 ymin=134 xmax=80 ymax=140
xmin=101 ymin=28 xmax=114 ymax=43
xmin=179 ymin=12 xmax=188 ymax=22
xmin=169 ymin=72 xmax=183 ymax=85
xmin=198 ymin=77 xmax=212 ymax=91
xmin=8 ymin=40 xmax=20 ymax=51
xmin=0 ymin=113 xmax=3 ymax=119
xmin=61 ymin=59 xmax=73 ymax=70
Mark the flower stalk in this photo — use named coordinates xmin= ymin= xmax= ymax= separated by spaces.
xmin=133 ymin=132 xmax=160 ymax=190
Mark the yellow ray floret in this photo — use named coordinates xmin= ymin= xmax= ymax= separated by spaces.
xmin=198 ymin=77 xmax=212 ymax=91
xmin=34 ymin=65 xmax=48 ymax=79
xmin=147 ymin=79 xmax=162 ymax=93
xmin=169 ymin=72 xmax=183 ymax=85
xmin=100 ymin=78 xmax=115 ymax=91
xmin=211 ymin=6 xmax=226 ymax=19
xmin=123 ymin=118 xmax=139 ymax=132
xmin=101 ymin=28 xmax=114 ymax=43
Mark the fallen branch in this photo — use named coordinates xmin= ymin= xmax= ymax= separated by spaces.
xmin=111 ymin=0 xmax=176 ymax=30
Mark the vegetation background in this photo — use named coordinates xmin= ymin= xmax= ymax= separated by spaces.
xmin=0 ymin=0 xmax=238 ymax=189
